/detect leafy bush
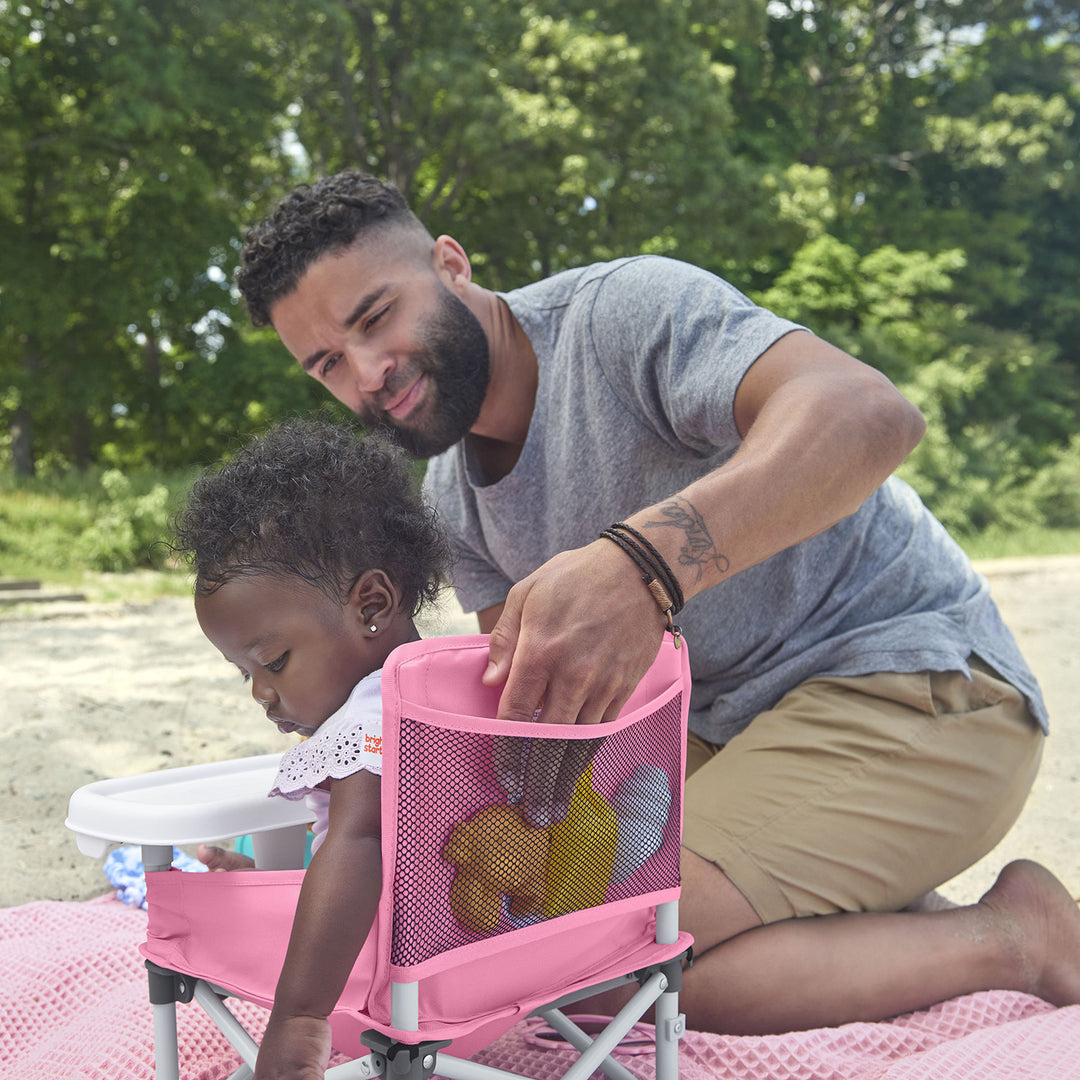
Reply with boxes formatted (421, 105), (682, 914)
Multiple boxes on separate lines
(0, 489), (94, 573)
(75, 470), (175, 572)
(0, 467), (196, 577)
(1027, 436), (1080, 529)
(897, 351), (1080, 538)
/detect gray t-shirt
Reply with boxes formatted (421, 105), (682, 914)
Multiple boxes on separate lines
(423, 256), (1047, 743)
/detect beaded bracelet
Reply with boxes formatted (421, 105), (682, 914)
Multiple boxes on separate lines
(600, 523), (684, 648)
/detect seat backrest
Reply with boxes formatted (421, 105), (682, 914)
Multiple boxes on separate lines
(378, 633), (690, 982)
(140, 633), (691, 1057)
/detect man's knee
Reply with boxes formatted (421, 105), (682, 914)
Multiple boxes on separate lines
(679, 846), (763, 953)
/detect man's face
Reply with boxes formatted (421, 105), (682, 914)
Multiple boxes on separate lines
(271, 241), (490, 458)
(362, 285), (491, 458)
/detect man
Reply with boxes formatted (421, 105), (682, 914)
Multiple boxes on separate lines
(236, 171), (1080, 1036)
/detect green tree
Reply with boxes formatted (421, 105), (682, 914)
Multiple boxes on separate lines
(909, 33), (1080, 357)
(713, 0), (1080, 532)
(718, 0), (1080, 328)
(264, 0), (772, 289)
(756, 233), (1079, 534)
(3, 0), (1077, 545)
(0, 0), (284, 475)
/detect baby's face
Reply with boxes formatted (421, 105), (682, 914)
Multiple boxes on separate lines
(195, 573), (375, 737)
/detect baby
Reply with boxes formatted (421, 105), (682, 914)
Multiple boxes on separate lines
(170, 416), (450, 1080)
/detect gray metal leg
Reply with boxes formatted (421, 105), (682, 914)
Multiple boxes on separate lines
(192, 981), (260, 1071)
(654, 897), (685, 1080)
(535, 1009), (638, 1080)
(655, 899), (679, 945)
(390, 980), (420, 1032)
(251, 823), (311, 869)
(144, 845), (181, 1080)
(142, 844), (175, 873)
(558, 970), (667, 1080)
(653, 983), (684, 1080)
(150, 1001), (180, 1080)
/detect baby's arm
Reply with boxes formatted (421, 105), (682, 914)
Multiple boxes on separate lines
(255, 769), (382, 1080)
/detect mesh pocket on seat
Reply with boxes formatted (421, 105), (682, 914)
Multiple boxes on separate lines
(389, 693), (683, 968)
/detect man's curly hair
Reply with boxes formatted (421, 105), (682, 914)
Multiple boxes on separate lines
(236, 171), (429, 328)
(171, 417), (450, 616)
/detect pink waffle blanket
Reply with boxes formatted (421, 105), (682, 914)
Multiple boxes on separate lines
(4, 896), (1078, 1080)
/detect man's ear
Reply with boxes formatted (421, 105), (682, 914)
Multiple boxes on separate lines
(432, 234), (472, 295)
(347, 569), (401, 633)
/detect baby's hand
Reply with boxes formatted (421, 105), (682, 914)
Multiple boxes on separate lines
(254, 1013), (331, 1080)
(196, 843), (256, 872)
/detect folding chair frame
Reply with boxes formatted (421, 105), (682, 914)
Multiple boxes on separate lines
(141, 884), (689, 1080)
(68, 634), (693, 1080)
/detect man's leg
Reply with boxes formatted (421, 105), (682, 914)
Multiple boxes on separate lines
(589, 658), (1080, 1031)
(683, 662), (1047, 923)
(678, 850), (1080, 1034)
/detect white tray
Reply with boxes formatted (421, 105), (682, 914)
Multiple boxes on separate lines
(66, 753), (315, 862)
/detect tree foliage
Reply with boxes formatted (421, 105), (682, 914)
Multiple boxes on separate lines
(1, 0), (1077, 536)
(0, 0), (293, 472)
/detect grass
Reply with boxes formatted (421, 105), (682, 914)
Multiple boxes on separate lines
(0, 564), (193, 604)
(957, 527), (1080, 562)
(0, 468), (196, 603)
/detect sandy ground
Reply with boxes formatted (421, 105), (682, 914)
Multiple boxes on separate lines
(2, 556), (1078, 911)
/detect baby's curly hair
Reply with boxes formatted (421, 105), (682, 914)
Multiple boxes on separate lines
(237, 171), (429, 328)
(171, 417), (450, 616)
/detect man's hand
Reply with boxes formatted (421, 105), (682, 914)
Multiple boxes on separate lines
(254, 1012), (331, 1080)
(483, 539), (666, 822)
(483, 540), (665, 725)
(493, 735), (603, 827)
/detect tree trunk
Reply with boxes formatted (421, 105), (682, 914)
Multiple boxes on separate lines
(70, 410), (93, 470)
(143, 332), (166, 466)
(11, 337), (40, 477)
(10, 406), (35, 478)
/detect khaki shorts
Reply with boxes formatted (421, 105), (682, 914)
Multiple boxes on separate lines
(683, 657), (1044, 924)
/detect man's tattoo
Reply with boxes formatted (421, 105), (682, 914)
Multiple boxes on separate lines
(645, 496), (730, 583)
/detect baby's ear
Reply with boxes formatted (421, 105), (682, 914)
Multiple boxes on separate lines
(348, 568), (401, 632)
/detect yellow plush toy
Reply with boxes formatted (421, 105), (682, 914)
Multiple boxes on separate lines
(543, 763), (618, 918)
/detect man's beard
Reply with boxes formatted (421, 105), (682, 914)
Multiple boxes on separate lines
(359, 286), (491, 459)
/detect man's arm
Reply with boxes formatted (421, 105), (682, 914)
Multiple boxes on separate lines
(482, 330), (926, 728)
